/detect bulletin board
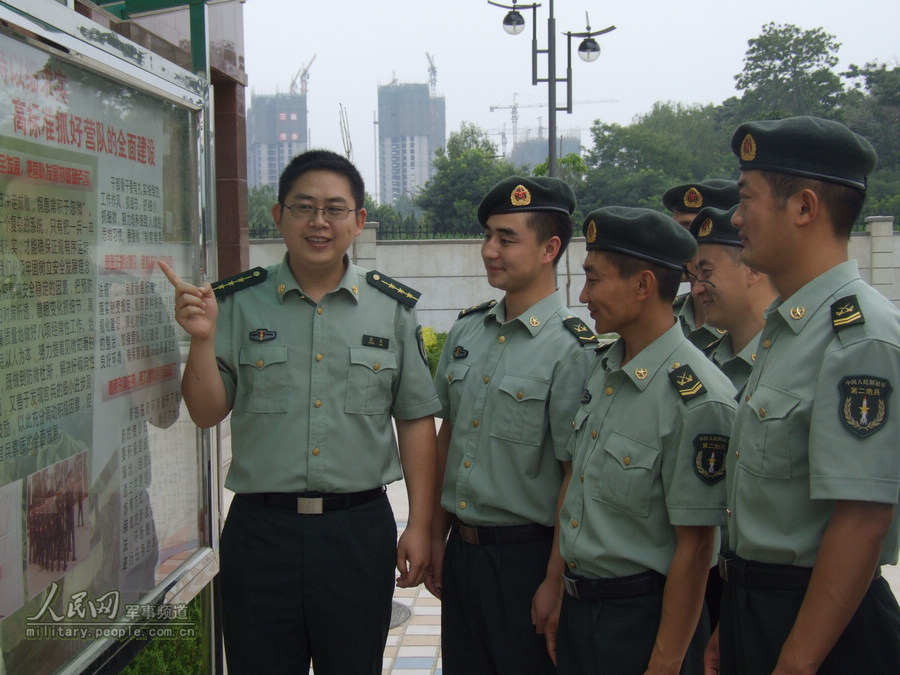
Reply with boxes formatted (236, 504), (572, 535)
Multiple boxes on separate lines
(0, 2), (217, 673)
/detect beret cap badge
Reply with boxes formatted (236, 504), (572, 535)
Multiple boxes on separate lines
(683, 187), (703, 209)
(698, 218), (714, 238)
(586, 219), (597, 244)
(510, 184), (532, 207)
(740, 133), (757, 162)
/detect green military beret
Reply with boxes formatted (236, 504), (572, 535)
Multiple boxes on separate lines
(477, 175), (576, 225)
(662, 179), (740, 213)
(731, 116), (877, 191)
(689, 205), (740, 247)
(582, 206), (697, 271)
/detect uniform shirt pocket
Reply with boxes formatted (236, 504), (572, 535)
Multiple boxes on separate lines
(238, 344), (288, 413)
(593, 431), (659, 517)
(741, 384), (802, 478)
(490, 375), (551, 447)
(345, 347), (398, 414)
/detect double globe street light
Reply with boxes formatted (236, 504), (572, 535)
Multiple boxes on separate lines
(488, 0), (615, 176)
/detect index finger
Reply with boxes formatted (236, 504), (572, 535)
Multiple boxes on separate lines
(157, 259), (185, 288)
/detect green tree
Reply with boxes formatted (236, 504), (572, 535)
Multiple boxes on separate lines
(733, 22), (845, 119)
(416, 122), (520, 234)
(248, 184), (277, 238)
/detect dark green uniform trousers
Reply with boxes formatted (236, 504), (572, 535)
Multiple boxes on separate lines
(219, 491), (396, 675)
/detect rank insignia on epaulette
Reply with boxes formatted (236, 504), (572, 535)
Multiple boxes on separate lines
(458, 300), (496, 319)
(839, 375), (891, 437)
(563, 317), (599, 345)
(366, 271), (420, 307)
(673, 293), (689, 309)
(693, 434), (728, 484)
(452, 345), (469, 359)
(249, 329), (276, 342)
(831, 295), (865, 332)
(212, 267), (267, 300)
(669, 364), (707, 401)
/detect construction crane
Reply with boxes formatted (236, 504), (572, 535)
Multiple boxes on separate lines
(290, 54), (317, 95)
(339, 103), (352, 161)
(491, 95), (617, 147)
(426, 52), (437, 96)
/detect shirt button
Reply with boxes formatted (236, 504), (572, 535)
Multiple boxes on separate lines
(726, 508), (732, 517)
(570, 519), (578, 528)
(516, 391), (524, 400)
(759, 407), (766, 418)
(568, 561), (577, 568)
(605, 387), (614, 395)
(316, 353), (323, 362)
(459, 501), (467, 509)
(580, 473), (584, 482)
(374, 363), (380, 371)
(484, 376), (490, 384)
(745, 393), (751, 401)
(317, 307), (323, 315)
(256, 359), (264, 368)
(448, 374), (454, 382)
(473, 420), (479, 427)
(314, 400), (322, 408)
(762, 338), (771, 349)
(735, 451), (740, 459)
(498, 336), (506, 344)
(591, 430), (598, 439)
(571, 421), (576, 429)
(312, 447), (320, 456)
(464, 460), (471, 468)
(623, 456), (631, 466)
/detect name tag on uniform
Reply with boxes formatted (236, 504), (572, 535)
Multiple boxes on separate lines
(363, 335), (390, 349)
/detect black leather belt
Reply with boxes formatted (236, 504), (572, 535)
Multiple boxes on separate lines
(454, 519), (553, 546)
(718, 554), (813, 591)
(562, 570), (665, 600)
(239, 487), (385, 514)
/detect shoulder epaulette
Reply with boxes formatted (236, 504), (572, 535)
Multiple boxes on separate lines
(212, 267), (267, 300)
(366, 270), (420, 307)
(673, 292), (689, 309)
(458, 299), (496, 319)
(594, 340), (615, 355)
(703, 334), (726, 357)
(668, 364), (708, 402)
(563, 316), (599, 345)
(831, 295), (865, 332)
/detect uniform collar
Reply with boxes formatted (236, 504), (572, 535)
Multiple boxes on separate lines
(712, 331), (759, 369)
(275, 253), (360, 304)
(602, 322), (685, 391)
(484, 291), (565, 337)
(767, 260), (859, 335)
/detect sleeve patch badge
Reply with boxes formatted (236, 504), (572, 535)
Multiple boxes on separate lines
(581, 389), (592, 404)
(831, 295), (865, 332)
(416, 326), (428, 366)
(669, 364), (707, 401)
(694, 434), (728, 484)
(839, 375), (891, 437)
(363, 335), (390, 349)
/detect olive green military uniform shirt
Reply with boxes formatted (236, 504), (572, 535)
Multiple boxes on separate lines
(708, 332), (760, 392)
(675, 292), (724, 351)
(728, 261), (900, 567)
(216, 254), (441, 494)
(559, 323), (736, 579)
(434, 292), (595, 527)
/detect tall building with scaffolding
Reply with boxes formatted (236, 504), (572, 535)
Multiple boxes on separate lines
(246, 92), (308, 190)
(377, 83), (445, 205)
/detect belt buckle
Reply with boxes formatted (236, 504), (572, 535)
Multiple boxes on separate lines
(562, 575), (580, 599)
(458, 523), (480, 545)
(296, 497), (323, 515)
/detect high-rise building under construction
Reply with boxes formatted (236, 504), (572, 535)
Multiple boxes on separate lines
(377, 83), (445, 205)
(247, 92), (308, 190)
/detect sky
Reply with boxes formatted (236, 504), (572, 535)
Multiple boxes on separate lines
(242, 0), (900, 200)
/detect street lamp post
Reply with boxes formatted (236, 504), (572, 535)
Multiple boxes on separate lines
(488, 0), (615, 177)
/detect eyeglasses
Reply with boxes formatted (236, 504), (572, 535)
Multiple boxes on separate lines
(683, 266), (717, 289)
(282, 204), (357, 221)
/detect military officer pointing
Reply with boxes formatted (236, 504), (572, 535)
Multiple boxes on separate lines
(711, 116), (900, 674)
